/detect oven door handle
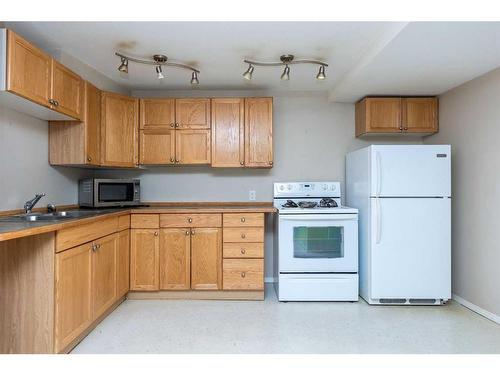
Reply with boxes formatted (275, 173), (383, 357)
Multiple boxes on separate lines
(279, 214), (358, 221)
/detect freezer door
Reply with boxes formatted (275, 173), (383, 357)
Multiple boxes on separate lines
(370, 197), (451, 299)
(370, 145), (451, 197)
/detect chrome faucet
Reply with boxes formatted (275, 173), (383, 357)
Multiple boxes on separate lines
(24, 193), (45, 214)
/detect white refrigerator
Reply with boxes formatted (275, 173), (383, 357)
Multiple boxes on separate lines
(346, 145), (451, 305)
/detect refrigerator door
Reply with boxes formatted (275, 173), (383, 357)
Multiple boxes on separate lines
(370, 145), (451, 197)
(370, 197), (451, 299)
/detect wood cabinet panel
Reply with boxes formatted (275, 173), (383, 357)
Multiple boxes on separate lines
(84, 82), (101, 164)
(56, 217), (118, 252)
(159, 228), (191, 290)
(117, 229), (130, 298)
(50, 60), (83, 120)
(130, 214), (159, 229)
(175, 130), (211, 164)
(211, 98), (244, 167)
(223, 213), (264, 227)
(244, 98), (273, 167)
(55, 242), (92, 353)
(223, 227), (264, 243)
(6, 30), (51, 107)
(191, 228), (222, 290)
(140, 98), (175, 129)
(101, 92), (138, 167)
(160, 213), (222, 228)
(139, 129), (175, 165)
(223, 242), (264, 259)
(356, 97), (402, 135)
(223, 259), (264, 290)
(91, 233), (117, 319)
(118, 214), (131, 231)
(175, 98), (210, 129)
(402, 97), (438, 133)
(130, 229), (159, 291)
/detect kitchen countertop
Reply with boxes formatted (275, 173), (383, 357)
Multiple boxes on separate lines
(0, 203), (277, 242)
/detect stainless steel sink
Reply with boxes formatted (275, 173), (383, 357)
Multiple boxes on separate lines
(0, 210), (110, 222)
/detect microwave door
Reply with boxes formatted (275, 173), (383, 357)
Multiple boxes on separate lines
(95, 181), (136, 207)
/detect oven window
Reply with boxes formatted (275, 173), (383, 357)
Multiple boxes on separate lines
(98, 183), (134, 202)
(293, 226), (344, 259)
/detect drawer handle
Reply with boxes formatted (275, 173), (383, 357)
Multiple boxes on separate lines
(154, 231), (158, 236)
(241, 272), (246, 278)
(188, 218), (193, 223)
(240, 249), (246, 255)
(185, 230), (190, 236)
(241, 233), (246, 239)
(240, 217), (246, 223)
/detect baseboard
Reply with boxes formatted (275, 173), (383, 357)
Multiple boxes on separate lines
(452, 294), (500, 325)
(127, 290), (264, 301)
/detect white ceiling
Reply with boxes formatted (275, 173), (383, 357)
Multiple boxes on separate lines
(6, 22), (500, 102)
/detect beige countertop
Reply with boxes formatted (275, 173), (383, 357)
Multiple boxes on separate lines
(0, 203), (276, 242)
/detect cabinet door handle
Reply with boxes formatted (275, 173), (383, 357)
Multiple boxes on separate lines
(240, 217), (246, 223)
(241, 272), (246, 278)
(404, 126), (408, 131)
(154, 231), (158, 236)
(240, 249), (246, 255)
(170, 123), (175, 128)
(191, 229), (195, 235)
(175, 123), (179, 128)
(188, 218), (193, 223)
(268, 161), (273, 166)
(87, 156), (92, 162)
(48, 99), (55, 105)
(241, 233), (246, 239)
(240, 161), (244, 166)
(175, 159), (180, 163)
(185, 230), (190, 236)
(170, 157), (174, 163)
(91, 243), (97, 252)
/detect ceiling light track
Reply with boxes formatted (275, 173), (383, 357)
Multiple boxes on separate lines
(115, 52), (200, 84)
(243, 54), (328, 81)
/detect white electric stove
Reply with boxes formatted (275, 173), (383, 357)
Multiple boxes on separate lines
(273, 182), (359, 301)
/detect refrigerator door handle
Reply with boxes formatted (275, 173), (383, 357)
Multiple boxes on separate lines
(376, 197), (382, 244)
(376, 151), (382, 197)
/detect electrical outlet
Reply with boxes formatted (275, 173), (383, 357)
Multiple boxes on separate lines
(249, 190), (256, 201)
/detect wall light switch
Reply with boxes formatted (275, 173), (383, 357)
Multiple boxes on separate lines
(249, 190), (256, 201)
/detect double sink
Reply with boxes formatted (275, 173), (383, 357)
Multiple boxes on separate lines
(0, 210), (114, 222)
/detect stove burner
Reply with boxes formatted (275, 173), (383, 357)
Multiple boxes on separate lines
(298, 201), (317, 208)
(319, 198), (338, 208)
(281, 200), (298, 208)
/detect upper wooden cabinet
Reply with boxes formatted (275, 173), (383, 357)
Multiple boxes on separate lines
(101, 91), (139, 167)
(5, 30), (83, 120)
(175, 98), (210, 129)
(50, 60), (84, 119)
(139, 129), (175, 165)
(211, 98), (245, 167)
(244, 98), (273, 168)
(355, 96), (438, 136)
(176, 129), (211, 164)
(140, 98), (175, 129)
(49, 81), (101, 166)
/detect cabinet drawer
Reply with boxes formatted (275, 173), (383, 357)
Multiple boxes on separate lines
(56, 217), (118, 252)
(223, 227), (264, 243)
(223, 213), (264, 227)
(223, 243), (264, 258)
(223, 259), (264, 290)
(131, 214), (159, 228)
(160, 214), (221, 228)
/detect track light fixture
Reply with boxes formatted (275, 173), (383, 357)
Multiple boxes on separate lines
(242, 54), (327, 81)
(115, 52), (200, 85)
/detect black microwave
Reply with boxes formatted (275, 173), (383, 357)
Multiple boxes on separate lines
(78, 179), (141, 208)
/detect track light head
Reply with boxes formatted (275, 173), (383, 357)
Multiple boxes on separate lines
(156, 65), (164, 80)
(118, 57), (128, 73)
(316, 65), (326, 80)
(243, 64), (254, 80)
(280, 65), (290, 81)
(191, 71), (199, 85)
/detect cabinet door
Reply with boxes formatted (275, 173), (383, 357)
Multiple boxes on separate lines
(55, 242), (92, 353)
(50, 60), (83, 120)
(244, 98), (273, 168)
(140, 98), (175, 129)
(91, 233), (118, 319)
(175, 98), (211, 129)
(117, 229), (130, 298)
(139, 129), (175, 165)
(130, 229), (159, 291)
(84, 81), (101, 165)
(176, 130), (211, 164)
(365, 98), (402, 133)
(191, 228), (222, 290)
(6, 30), (51, 107)
(211, 98), (245, 167)
(101, 92), (139, 167)
(402, 97), (438, 133)
(159, 228), (191, 290)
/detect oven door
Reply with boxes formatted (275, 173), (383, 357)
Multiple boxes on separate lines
(94, 179), (139, 207)
(278, 214), (358, 272)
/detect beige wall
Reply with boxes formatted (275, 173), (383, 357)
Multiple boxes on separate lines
(425, 67), (500, 316)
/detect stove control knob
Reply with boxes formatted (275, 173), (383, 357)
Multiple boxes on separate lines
(322, 184), (328, 191)
(287, 184), (292, 190)
(331, 184), (336, 191)
(279, 184), (284, 191)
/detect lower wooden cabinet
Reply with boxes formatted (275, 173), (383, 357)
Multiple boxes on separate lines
(91, 233), (118, 319)
(222, 259), (264, 290)
(54, 242), (93, 353)
(130, 229), (159, 291)
(159, 228), (191, 290)
(190, 228), (222, 290)
(117, 229), (130, 297)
